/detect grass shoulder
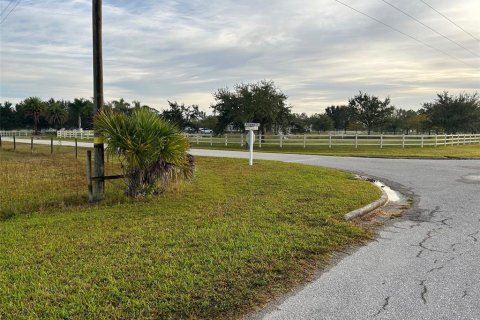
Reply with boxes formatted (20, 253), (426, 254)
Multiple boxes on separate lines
(1, 150), (380, 319)
(190, 143), (480, 159)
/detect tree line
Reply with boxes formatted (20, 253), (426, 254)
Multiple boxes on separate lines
(1, 80), (479, 134)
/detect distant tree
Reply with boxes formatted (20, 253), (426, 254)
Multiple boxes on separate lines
(290, 113), (310, 133)
(109, 98), (131, 114)
(161, 101), (205, 130)
(310, 113), (334, 132)
(0, 101), (17, 130)
(384, 108), (410, 134)
(192, 115), (218, 132)
(68, 98), (93, 129)
(325, 105), (354, 133)
(212, 80), (291, 135)
(348, 92), (394, 135)
(421, 91), (480, 134)
(15, 97), (46, 134)
(45, 99), (68, 129)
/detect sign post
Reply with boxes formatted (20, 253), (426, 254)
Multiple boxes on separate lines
(244, 123), (259, 166)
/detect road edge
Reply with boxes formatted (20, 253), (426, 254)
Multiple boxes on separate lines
(344, 179), (389, 220)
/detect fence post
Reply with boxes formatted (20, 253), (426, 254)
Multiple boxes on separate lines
(279, 133), (283, 148)
(13, 135), (16, 151)
(355, 135), (358, 149)
(225, 134), (228, 146)
(75, 138), (78, 159)
(196, 134), (199, 145)
(240, 133), (243, 147)
(421, 136), (424, 148)
(51, 137), (53, 154)
(210, 134), (213, 146)
(0, 135), (2, 147)
(31, 137), (33, 153)
(303, 134), (306, 148)
(402, 135), (405, 148)
(259, 133), (262, 148)
(444, 134), (447, 146)
(87, 150), (93, 202)
(463, 134), (466, 145)
(435, 135), (437, 147)
(329, 134), (332, 149)
(380, 134), (383, 149)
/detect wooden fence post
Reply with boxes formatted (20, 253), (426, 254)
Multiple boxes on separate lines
(13, 135), (16, 151)
(355, 135), (358, 149)
(303, 134), (306, 148)
(444, 134), (447, 146)
(31, 137), (33, 153)
(259, 133), (262, 148)
(279, 133), (283, 148)
(87, 150), (93, 202)
(225, 134), (228, 146)
(210, 134), (213, 146)
(380, 134), (383, 149)
(421, 136), (424, 148)
(240, 133), (243, 147)
(329, 135), (332, 149)
(402, 135), (405, 148)
(196, 134), (199, 145)
(75, 138), (78, 159)
(51, 137), (53, 154)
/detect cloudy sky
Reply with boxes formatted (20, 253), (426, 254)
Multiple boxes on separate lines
(0, 0), (479, 114)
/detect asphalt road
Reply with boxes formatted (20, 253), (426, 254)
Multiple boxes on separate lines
(190, 149), (480, 320)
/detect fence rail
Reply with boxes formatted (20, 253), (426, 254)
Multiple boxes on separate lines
(0, 130), (34, 137)
(57, 130), (94, 139)
(186, 133), (480, 148)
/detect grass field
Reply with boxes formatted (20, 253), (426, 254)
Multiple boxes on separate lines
(190, 143), (480, 159)
(3, 136), (479, 159)
(0, 146), (380, 319)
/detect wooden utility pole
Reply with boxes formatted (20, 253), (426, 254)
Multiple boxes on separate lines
(92, 0), (104, 202)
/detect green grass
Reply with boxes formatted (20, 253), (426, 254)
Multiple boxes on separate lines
(0, 148), (380, 319)
(4, 135), (480, 158)
(190, 143), (480, 159)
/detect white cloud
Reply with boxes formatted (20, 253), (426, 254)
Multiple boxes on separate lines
(1, 0), (479, 113)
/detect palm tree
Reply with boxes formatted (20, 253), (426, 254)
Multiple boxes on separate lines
(16, 97), (45, 134)
(69, 98), (93, 129)
(45, 99), (68, 129)
(95, 108), (195, 197)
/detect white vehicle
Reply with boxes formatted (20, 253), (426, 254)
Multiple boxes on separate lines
(199, 128), (213, 134)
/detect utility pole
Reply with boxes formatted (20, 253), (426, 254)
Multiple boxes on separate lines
(92, 0), (104, 202)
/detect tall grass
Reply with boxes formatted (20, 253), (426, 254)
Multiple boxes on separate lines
(0, 144), (126, 219)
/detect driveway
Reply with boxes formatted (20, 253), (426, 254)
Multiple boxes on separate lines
(190, 149), (480, 320)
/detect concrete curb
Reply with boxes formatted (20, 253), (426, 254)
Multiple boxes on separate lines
(344, 181), (389, 220)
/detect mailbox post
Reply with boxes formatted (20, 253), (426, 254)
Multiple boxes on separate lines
(244, 123), (260, 166)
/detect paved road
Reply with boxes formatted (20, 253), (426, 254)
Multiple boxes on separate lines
(190, 149), (480, 320)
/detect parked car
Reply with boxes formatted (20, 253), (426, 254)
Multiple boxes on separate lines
(199, 128), (213, 134)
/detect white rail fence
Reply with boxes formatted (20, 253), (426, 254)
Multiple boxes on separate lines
(186, 133), (480, 148)
(2, 130), (479, 149)
(57, 130), (94, 139)
(0, 130), (34, 137)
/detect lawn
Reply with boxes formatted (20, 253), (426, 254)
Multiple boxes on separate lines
(0, 147), (380, 319)
(190, 143), (480, 159)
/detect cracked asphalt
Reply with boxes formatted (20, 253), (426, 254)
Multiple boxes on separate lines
(190, 149), (480, 320)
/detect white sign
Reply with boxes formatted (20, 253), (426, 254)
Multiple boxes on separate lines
(244, 123), (260, 130)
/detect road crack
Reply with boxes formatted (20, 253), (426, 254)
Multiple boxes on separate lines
(373, 296), (391, 316)
(420, 280), (428, 304)
(467, 231), (478, 242)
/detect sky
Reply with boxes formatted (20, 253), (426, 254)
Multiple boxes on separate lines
(0, 0), (479, 114)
